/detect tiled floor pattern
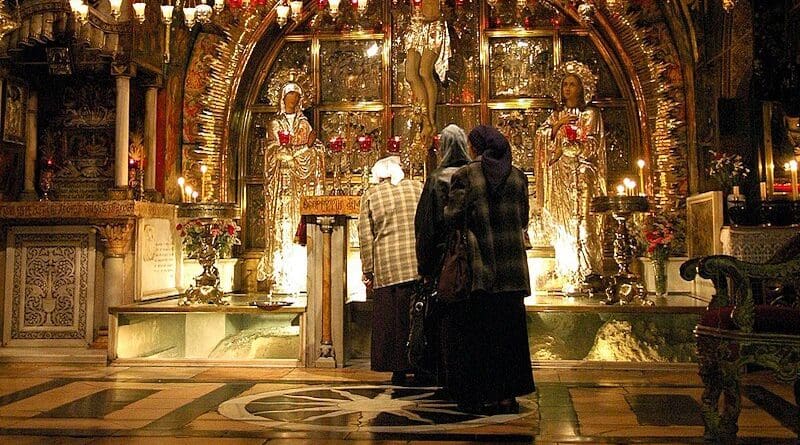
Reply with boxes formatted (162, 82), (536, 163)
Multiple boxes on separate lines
(0, 364), (795, 444)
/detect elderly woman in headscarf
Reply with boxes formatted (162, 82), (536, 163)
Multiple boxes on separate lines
(442, 125), (535, 415)
(413, 124), (471, 385)
(358, 155), (423, 386)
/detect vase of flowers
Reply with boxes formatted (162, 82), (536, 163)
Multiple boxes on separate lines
(641, 214), (676, 297)
(176, 218), (241, 305)
(709, 149), (750, 193)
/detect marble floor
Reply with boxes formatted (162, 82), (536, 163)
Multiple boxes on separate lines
(0, 363), (795, 444)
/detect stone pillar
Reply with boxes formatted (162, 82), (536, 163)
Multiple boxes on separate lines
(110, 75), (132, 200)
(21, 91), (38, 201)
(316, 215), (336, 367)
(97, 223), (134, 318)
(144, 86), (157, 192)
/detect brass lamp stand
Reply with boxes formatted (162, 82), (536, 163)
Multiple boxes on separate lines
(590, 195), (652, 305)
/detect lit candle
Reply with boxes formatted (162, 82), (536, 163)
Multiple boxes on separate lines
(177, 177), (186, 203)
(790, 160), (798, 201)
(185, 185), (193, 204)
(760, 181), (767, 201)
(637, 159), (645, 196)
(200, 164), (208, 202)
(616, 184), (625, 196)
(622, 177), (633, 196)
(626, 179), (636, 197)
(191, 190), (199, 203)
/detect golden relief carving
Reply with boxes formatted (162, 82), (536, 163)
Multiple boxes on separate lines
(301, 196), (361, 216)
(0, 201), (177, 221)
(96, 222), (134, 257)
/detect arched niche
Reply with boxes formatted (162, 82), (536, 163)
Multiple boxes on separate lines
(179, 0), (691, 254)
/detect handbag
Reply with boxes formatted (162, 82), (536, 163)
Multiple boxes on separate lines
(436, 228), (471, 302)
(407, 280), (435, 372)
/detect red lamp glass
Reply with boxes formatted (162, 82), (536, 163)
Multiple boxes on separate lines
(357, 135), (373, 152)
(278, 130), (291, 146)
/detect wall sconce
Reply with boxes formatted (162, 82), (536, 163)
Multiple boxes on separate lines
(132, 1), (147, 23)
(328, 0), (340, 17)
(356, 0), (367, 14)
(183, 4), (197, 28)
(69, 0), (89, 24)
(196, 0), (213, 24)
(109, 0), (123, 20)
(161, 3), (174, 63)
(289, 0), (302, 20)
(276, 2), (290, 27)
(213, 0), (225, 13)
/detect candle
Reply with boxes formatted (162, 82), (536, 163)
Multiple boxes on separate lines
(200, 164), (208, 202)
(357, 135), (373, 152)
(760, 181), (767, 201)
(191, 191), (199, 203)
(185, 185), (193, 204)
(278, 130), (291, 146)
(637, 159), (645, 196)
(790, 160), (798, 201)
(177, 177), (186, 203)
(626, 180), (636, 197)
(387, 136), (401, 154)
(616, 184), (625, 196)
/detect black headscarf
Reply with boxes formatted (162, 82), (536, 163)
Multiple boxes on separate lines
(468, 125), (512, 194)
(438, 124), (470, 169)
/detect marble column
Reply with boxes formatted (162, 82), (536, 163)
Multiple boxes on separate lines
(110, 75), (131, 200)
(97, 223), (134, 320)
(144, 86), (157, 192)
(21, 91), (38, 201)
(316, 216), (336, 367)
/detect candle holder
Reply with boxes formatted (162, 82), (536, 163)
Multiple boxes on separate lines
(328, 137), (345, 195)
(590, 195), (652, 305)
(357, 135), (373, 195)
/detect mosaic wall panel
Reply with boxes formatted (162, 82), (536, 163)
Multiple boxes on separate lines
(320, 40), (383, 103)
(488, 0), (569, 29)
(433, 105), (481, 137)
(561, 35), (621, 99)
(246, 112), (271, 177)
(245, 184), (266, 249)
(602, 107), (633, 183)
(391, 0), (481, 104)
(491, 108), (551, 173)
(258, 41), (312, 106)
(3, 226), (95, 345)
(489, 38), (552, 99)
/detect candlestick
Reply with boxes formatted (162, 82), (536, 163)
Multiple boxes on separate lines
(177, 177), (186, 203)
(790, 160), (798, 201)
(636, 159), (645, 196)
(760, 181), (767, 201)
(200, 164), (208, 202)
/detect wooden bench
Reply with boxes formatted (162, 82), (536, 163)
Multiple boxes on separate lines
(680, 234), (800, 442)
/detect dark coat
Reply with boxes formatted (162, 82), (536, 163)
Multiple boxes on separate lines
(415, 126), (471, 279)
(445, 160), (531, 295)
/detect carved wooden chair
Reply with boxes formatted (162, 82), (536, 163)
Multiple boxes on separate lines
(680, 234), (800, 443)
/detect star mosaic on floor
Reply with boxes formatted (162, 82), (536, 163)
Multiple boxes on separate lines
(218, 385), (538, 432)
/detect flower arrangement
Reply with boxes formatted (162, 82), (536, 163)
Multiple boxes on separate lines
(176, 218), (241, 259)
(636, 213), (684, 262)
(708, 150), (750, 191)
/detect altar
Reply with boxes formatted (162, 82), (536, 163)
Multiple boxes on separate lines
(0, 0), (712, 368)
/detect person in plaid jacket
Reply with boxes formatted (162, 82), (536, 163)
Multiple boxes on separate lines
(358, 155), (423, 385)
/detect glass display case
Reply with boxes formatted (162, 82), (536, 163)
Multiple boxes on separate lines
(110, 296), (306, 365)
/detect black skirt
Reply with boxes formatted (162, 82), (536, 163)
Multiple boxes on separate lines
(370, 280), (415, 372)
(440, 292), (535, 404)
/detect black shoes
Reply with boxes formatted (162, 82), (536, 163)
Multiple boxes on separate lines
(457, 398), (520, 416)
